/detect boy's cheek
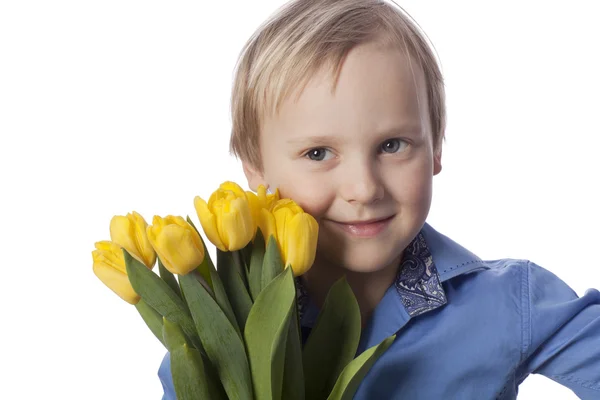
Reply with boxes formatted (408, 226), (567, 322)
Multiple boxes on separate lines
(276, 180), (332, 219)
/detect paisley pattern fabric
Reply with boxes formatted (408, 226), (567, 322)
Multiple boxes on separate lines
(297, 230), (447, 322)
(396, 232), (447, 317)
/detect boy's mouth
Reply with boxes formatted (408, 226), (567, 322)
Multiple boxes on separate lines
(327, 215), (395, 238)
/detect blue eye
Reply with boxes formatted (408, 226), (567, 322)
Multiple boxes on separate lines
(381, 139), (407, 154)
(305, 148), (333, 161)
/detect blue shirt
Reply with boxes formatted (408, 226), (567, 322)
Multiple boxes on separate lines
(158, 223), (600, 399)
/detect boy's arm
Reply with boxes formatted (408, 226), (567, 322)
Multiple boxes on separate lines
(519, 261), (600, 398)
(158, 352), (176, 400)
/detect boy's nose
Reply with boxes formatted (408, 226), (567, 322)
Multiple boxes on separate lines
(338, 160), (384, 206)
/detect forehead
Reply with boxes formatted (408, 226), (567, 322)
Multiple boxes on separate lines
(262, 41), (430, 144)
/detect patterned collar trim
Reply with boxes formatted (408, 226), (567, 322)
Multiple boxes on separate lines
(296, 231), (447, 323)
(396, 232), (447, 317)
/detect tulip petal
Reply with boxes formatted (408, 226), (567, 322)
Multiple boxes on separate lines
(109, 215), (135, 254)
(146, 216), (205, 276)
(195, 196), (227, 251)
(93, 241), (127, 274)
(221, 197), (254, 251)
(258, 208), (277, 248)
(272, 198), (304, 214)
(257, 184), (280, 210)
(132, 211), (156, 268)
(110, 213), (156, 269)
(274, 207), (295, 262)
(152, 215), (167, 229)
(220, 181), (246, 197)
(156, 224), (205, 275)
(93, 260), (139, 304)
(285, 213), (318, 276)
(245, 190), (260, 226)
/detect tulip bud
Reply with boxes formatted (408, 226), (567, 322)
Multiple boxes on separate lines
(194, 181), (255, 252)
(271, 199), (319, 276)
(92, 241), (140, 304)
(246, 184), (280, 220)
(247, 185), (280, 241)
(146, 215), (205, 275)
(110, 211), (156, 269)
(257, 208), (277, 244)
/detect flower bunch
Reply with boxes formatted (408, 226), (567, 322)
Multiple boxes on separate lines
(92, 181), (395, 400)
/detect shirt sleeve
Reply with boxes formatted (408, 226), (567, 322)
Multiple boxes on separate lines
(519, 261), (600, 399)
(158, 352), (177, 400)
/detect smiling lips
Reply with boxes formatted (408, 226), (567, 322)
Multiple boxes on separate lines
(330, 215), (395, 237)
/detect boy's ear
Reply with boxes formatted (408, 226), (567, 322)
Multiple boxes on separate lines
(242, 161), (266, 191)
(433, 147), (442, 175)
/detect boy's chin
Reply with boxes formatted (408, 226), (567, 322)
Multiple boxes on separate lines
(341, 259), (400, 275)
(322, 249), (404, 276)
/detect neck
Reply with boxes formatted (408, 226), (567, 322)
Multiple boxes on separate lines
(300, 254), (401, 324)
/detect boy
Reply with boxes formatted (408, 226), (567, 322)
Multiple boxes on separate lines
(159, 0), (600, 398)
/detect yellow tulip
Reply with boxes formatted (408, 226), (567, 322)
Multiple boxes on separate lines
(194, 181), (255, 251)
(92, 241), (141, 304)
(110, 211), (156, 269)
(264, 199), (319, 276)
(246, 185), (280, 239)
(257, 208), (277, 244)
(146, 215), (205, 275)
(246, 185), (280, 217)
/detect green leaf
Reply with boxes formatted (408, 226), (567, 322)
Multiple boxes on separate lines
(158, 258), (182, 298)
(303, 277), (361, 400)
(262, 235), (283, 292)
(207, 264), (243, 338)
(232, 248), (250, 287)
(162, 317), (188, 351)
(124, 249), (203, 351)
(248, 228), (266, 301)
(163, 318), (228, 400)
(241, 239), (253, 269)
(134, 299), (164, 347)
(170, 344), (214, 400)
(244, 267), (296, 400)
(281, 302), (305, 400)
(217, 250), (253, 331)
(326, 335), (396, 400)
(186, 216), (243, 337)
(186, 215), (214, 288)
(179, 272), (254, 400)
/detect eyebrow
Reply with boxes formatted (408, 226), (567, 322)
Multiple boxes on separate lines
(286, 125), (423, 146)
(286, 135), (342, 146)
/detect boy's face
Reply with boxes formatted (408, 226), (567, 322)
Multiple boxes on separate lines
(244, 41), (441, 275)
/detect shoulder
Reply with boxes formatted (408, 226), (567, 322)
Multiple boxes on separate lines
(443, 258), (530, 306)
(421, 223), (571, 287)
(421, 223), (568, 299)
(422, 222), (531, 283)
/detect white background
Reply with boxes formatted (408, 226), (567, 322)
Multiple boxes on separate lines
(1, 1), (599, 399)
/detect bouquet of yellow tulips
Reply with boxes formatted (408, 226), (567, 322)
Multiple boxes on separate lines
(92, 181), (395, 400)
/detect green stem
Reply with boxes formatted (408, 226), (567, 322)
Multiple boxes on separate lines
(135, 299), (165, 347)
(158, 258), (183, 299)
(232, 250), (249, 290)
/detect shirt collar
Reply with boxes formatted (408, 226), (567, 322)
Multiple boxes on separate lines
(296, 222), (484, 339)
(420, 222), (484, 282)
(394, 229), (446, 317)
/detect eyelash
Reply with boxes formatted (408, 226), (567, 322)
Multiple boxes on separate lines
(303, 138), (409, 161)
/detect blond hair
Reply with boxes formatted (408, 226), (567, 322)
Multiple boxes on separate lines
(230, 0), (445, 171)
